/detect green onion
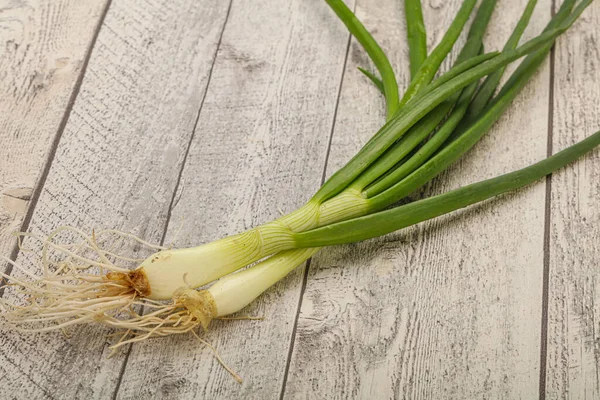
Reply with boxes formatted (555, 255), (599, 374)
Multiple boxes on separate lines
(2, 0), (597, 363)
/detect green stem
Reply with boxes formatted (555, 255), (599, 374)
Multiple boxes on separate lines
(448, 0), (575, 145)
(295, 130), (600, 247)
(419, 51), (500, 96)
(349, 101), (450, 190)
(351, 0), (497, 193)
(404, 0), (428, 78)
(367, 33), (556, 209)
(364, 0), (542, 197)
(326, 0), (399, 118)
(488, 0), (575, 109)
(458, 0), (497, 57)
(365, 80), (479, 197)
(357, 67), (385, 94)
(466, 0), (550, 120)
(397, 0), (478, 108)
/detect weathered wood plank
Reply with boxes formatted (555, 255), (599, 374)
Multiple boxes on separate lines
(114, 0), (354, 398)
(546, 0), (600, 397)
(0, 0), (231, 397)
(0, 0), (108, 260)
(284, 0), (553, 398)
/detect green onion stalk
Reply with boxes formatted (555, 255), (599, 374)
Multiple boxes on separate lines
(2, 0), (597, 353)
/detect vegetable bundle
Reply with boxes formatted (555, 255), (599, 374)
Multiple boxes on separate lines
(1, 0), (598, 378)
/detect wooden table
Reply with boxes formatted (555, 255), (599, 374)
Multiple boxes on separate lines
(1, 0), (599, 398)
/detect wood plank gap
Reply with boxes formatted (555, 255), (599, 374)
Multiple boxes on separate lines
(539, 1), (557, 398)
(109, 2), (234, 399)
(158, 0), (234, 247)
(278, 5), (355, 397)
(278, 258), (313, 400)
(0, 0), (113, 292)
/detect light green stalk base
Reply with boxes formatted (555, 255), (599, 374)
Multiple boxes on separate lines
(140, 224), (295, 300)
(139, 189), (368, 300)
(209, 248), (318, 316)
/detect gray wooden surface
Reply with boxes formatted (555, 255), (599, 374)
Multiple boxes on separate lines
(0, 0), (598, 398)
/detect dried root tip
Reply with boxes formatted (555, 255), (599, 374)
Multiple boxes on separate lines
(173, 288), (217, 330)
(105, 269), (151, 297)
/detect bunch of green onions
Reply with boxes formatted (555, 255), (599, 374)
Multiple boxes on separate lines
(1, 0), (599, 352)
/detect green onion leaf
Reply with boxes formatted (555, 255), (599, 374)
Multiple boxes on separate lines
(398, 0), (478, 107)
(404, 0), (428, 78)
(326, 0), (399, 118)
(357, 67), (385, 94)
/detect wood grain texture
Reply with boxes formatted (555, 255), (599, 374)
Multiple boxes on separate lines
(114, 1), (355, 398)
(284, 0), (554, 398)
(0, 0), (108, 260)
(546, 0), (600, 398)
(0, 0), (231, 397)
(3, 0), (599, 398)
